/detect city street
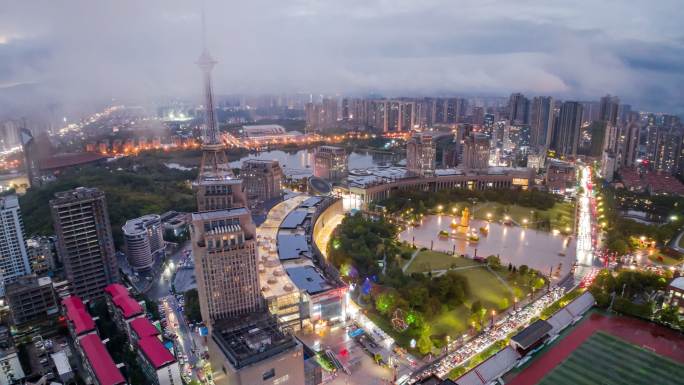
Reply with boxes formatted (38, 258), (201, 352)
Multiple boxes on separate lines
(160, 294), (204, 382)
(147, 241), (192, 300)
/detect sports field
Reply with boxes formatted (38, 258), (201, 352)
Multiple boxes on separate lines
(538, 331), (684, 385)
(508, 312), (684, 385)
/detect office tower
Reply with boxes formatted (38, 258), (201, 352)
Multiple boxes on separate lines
(529, 96), (554, 149)
(0, 195), (31, 296)
(406, 132), (436, 176)
(508, 93), (529, 125)
(654, 128), (681, 174)
(191, 208), (260, 327)
(472, 107), (485, 126)
(50, 187), (119, 300)
(194, 24), (246, 212)
(599, 94), (620, 126)
(240, 159), (283, 205)
(313, 146), (348, 183)
(580, 101), (600, 124)
(552, 102), (583, 158)
(122, 214), (164, 271)
(462, 133), (490, 170)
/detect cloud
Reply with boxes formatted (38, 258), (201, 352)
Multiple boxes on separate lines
(0, 0), (682, 118)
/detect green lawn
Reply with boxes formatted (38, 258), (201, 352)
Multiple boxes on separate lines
(403, 250), (530, 338)
(538, 332), (684, 385)
(405, 250), (480, 273)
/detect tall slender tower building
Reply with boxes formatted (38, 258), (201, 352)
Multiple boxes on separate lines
(193, 12), (245, 211)
(552, 101), (583, 159)
(0, 195), (31, 296)
(50, 187), (119, 300)
(529, 96), (554, 149)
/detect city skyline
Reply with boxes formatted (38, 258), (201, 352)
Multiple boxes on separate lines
(1, 0), (683, 120)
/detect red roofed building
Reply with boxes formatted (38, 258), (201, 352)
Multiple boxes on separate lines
(62, 296), (96, 337)
(104, 284), (144, 340)
(79, 334), (126, 385)
(138, 336), (182, 385)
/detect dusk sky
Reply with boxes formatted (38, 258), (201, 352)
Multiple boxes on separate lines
(1, 0), (683, 115)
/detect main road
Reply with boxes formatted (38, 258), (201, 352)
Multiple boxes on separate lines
(575, 165), (598, 273)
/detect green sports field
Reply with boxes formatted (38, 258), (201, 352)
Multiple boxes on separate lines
(538, 332), (684, 385)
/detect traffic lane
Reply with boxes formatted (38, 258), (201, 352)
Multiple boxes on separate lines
(148, 242), (191, 300)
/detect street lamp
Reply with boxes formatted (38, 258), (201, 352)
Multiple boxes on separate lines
(523, 218), (528, 225)
(437, 205), (444, 212)
(491, 310), (496, 327)
(487, 212), (492, 221)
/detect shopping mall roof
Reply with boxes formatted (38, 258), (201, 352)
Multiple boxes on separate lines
(276, 233), (310, 261)
(286, 265), (333, 295)
(80, 334), (126, 385)
(280, 210), (309, 229)
(139, 336), (176, 369)
(62, 296), (95, 335)
(299, 196), (323, 208)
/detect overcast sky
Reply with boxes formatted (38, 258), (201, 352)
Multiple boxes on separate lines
(1, 0), (683, 116)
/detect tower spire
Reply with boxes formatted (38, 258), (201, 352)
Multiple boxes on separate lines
(193, 4), (243, 211)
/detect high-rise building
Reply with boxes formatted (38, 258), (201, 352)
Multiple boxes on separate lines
(5, 275), (58, 325)
(552, 102), (583, 158)
(0, 195), (31, 296)
(240, 159), (283, 205)
(472, 106), (485, 126)
(462, 133), (490, 170)
(529, 96), (554, 149)
(654, 128), (681, 174)
(122, 214), (164, 271)
(619, 122), (640, 168)
(50, 187), (119, 300)
(191, 208), (261, 328)
(313, 146), (348, 183)
(508, 93), (529, 125)
(599, 94), (620, 126)
(406, 132), (436, 176)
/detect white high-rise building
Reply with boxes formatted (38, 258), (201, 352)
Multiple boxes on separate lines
(0, 195), (31, 296)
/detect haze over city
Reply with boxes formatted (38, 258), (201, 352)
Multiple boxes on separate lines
(0, 2), (683, 385)
(1, 0), (684, 118)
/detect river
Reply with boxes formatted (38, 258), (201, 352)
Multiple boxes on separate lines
(228, 148), (399, 178)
